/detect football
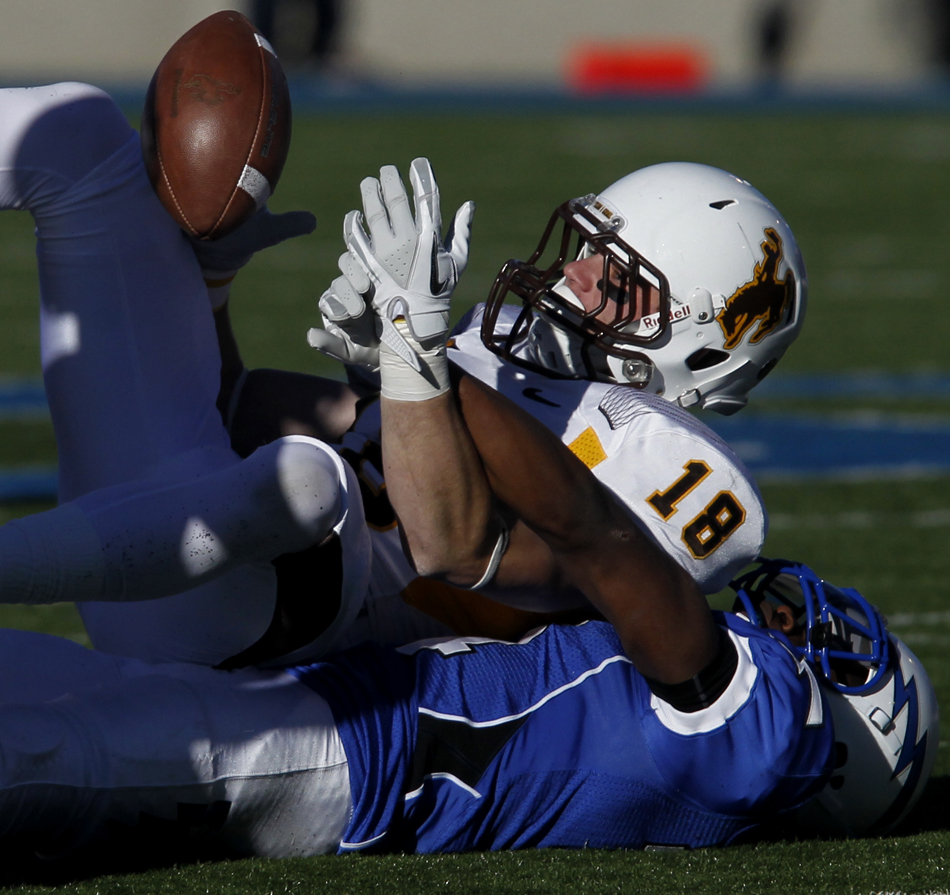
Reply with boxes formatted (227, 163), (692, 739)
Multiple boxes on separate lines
(140, 10), (291, 240)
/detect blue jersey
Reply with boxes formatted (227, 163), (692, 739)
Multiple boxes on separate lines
(292, 615), (832, 853)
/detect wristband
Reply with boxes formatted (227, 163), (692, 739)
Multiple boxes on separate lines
(469, 519), (510, 590)
(379, 319), (450, 402)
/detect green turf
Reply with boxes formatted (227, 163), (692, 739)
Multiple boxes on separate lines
(1, 836), (949, 895)
(1, 109), (950, 892)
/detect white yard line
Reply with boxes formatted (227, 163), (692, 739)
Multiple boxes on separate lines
(769, 509), (950, 530)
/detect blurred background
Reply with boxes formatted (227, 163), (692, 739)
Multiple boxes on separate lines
(2, 0), (950, 91)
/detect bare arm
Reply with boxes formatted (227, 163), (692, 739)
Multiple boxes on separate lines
(327, 158), (718, 679)
(380, 389), (498, 583)
(382, 367), (718, 681)
(454, 374), (720, 684)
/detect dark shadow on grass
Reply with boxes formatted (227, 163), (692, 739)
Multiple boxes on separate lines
(0, 827), (234, 888)
(891, 774), (950, 835)
(741, 774), (950, 846)
(2, 779), (947, 886)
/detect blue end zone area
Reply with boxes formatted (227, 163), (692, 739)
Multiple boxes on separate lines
(0, 467), (58, 502)
(705, 413), (950, 481)
(0, 379), (49, 418)
(756, 373), (950, 400)
(714, 373), (950, 480)
(0, 374), (948, 499)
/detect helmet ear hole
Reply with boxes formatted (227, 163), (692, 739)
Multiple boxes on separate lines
(834, 742), (848, 768)
(686, 348), (730, 371)
(757, 357), (780, 382)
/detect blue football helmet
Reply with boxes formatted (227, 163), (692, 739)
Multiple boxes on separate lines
(731, 558), (939, 836)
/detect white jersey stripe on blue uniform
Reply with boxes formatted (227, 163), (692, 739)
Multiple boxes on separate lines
(417, 651), (632, 727)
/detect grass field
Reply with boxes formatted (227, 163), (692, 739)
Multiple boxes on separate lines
(0, 106), (949, 892)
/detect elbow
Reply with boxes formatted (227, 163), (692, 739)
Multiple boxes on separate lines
(409, 546), (456, 581)
(408, 529), (502, 590)
(411, 549), (490, 589)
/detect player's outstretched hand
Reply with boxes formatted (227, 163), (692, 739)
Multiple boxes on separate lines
(190, 205), (317, 280)
(344, 158), (474, 372)
(307, 251), (381, 371)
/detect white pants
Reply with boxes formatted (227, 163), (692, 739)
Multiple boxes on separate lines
(0, 83), (369, 665)
(0, 629), (350, 857)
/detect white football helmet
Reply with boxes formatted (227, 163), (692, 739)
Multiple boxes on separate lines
(732, 559), (939, 836)
(481, 162), (806, 414)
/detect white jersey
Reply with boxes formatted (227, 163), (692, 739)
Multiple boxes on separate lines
(333, 305), (766, 646)
(451, 306), (767, 595)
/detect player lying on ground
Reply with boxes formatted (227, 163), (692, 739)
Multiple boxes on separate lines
(0, 404), (933, 853)
(0, 334), (934, 853)
(0, 81), (801, 668)
(0, 87), (934, 847)
(317, 159), (939, 843)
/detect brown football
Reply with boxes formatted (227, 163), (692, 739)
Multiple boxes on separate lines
(140, 10), (291, 239)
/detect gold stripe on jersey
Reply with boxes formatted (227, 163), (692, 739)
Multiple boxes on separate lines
(568, 427), (608, 469)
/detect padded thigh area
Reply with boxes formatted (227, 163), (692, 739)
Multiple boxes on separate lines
(0, 84), (133, 210)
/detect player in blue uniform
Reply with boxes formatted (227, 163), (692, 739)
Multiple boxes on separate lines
(0, 80), (789, 666)
(0, 431), (932, 854)
(297, 610), (831, 853)
(0, 141), (936, 846)
(0, 82), (373, 667)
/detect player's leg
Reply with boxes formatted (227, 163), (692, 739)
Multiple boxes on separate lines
(0, 436), (370, 665)
(0, 86), (372, 667)
(0, 635), (350, 857)
(78, 435), (372, 667)
(0, 628), (126, 705)
(0, 83), (228, 501)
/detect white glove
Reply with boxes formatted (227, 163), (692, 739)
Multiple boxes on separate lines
(344, 158), (474, 398)
(307, 252), (381, 371)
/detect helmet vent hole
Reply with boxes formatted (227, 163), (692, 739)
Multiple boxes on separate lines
(830, 775), (845, 791)
(834, 742), (848, 769)
(686, 348), (730, 371)
(709, 199), (737, 210)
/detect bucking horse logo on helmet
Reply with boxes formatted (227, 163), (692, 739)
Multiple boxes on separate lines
(716, 228), (795, 350)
